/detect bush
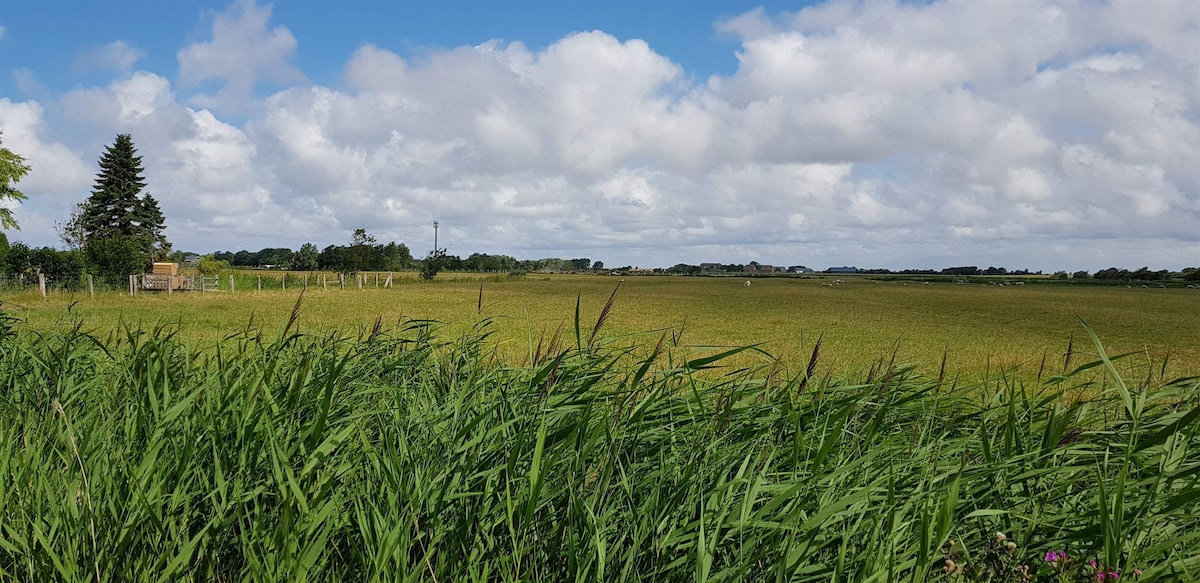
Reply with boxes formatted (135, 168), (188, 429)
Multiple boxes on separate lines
(85, 237), (146, 286)
(196, 254), (229, 275)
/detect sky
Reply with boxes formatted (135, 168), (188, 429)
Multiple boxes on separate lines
(1, 0), (1197, 272)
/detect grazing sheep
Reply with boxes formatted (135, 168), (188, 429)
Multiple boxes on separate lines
(744, 280), (751, 287)
(1187, 285), (1195, 289)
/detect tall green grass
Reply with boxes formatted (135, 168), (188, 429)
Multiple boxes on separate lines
(0, 293), (1197, 582)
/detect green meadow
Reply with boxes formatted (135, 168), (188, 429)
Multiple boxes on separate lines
(4, 273), (1198, 382)
(1, 274), (1198, 581)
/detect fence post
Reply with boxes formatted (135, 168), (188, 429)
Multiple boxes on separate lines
(129, 275), (135, 297)
(303, 274), (308, 289)
(88, 274), (94, 299)
(258, 275), (262, 291)
(340, 274), (344, 289)
(282, 274), (286, 291)
(375, 273), (379, 288)
(229, 274), (235, 293)
(168, 275), (173, 297)
(39, 273), (46, 298)
(386, 272), (392, 288)
(323, 275), (327, 291)
(358, 275), (363, 290)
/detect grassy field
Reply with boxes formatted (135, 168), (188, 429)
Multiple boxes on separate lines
(3, 273), (1198, 382)
(1, 298), (1197, 581)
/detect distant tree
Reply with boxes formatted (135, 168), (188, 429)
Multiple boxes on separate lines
(570, 258), (591, 271)
(592, 260), (604, 270)
(1184, 268), (1200, 282)
(318, 245), (345, 272)
(380, 242), (413, 271)
(196, 255), (229, 275)
(78, 134), (171, 279)
(666, 263), (700, 275)
(344, 229), (377, 275)
(941, 266), (981, 276)
(55, 203), (88, 251)
(292, 243), (319, 271)
(1051, 271), (1068, 280)
(419, 249), (446, 280)
(1071, 271), (1090, 279)
(0, 131), (32, 231)
(233, 250), (255, 266)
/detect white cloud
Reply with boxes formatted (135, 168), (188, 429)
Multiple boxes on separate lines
(79, 41), (145, 73)
(0, 100), (93, 196)
(5, 0), (1198, 271)
(177, 0), (304, 113)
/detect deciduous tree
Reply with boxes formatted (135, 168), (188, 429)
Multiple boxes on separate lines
(0, 131), (31, 230)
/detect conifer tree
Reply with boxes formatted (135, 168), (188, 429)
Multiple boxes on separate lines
(78, 134), (171, 279)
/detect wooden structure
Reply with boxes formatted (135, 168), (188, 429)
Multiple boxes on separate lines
(139, 263), (200, 292)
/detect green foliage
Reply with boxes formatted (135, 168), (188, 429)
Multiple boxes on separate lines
(2, 241), (31, 276)
(84, 237), (146, 286)
(1071, 270), (1091, 279)
(343, 228), (377, 275)
(0, 307), (1196, 581)
(195, 254), (229, 275)
(292, 242), (319, 271)
(78, 134), (171, 278)
(0, 131), (31, 230)
(419, 248), (445, 280)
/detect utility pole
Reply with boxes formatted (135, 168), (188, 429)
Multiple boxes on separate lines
(433, 220), (439, 252)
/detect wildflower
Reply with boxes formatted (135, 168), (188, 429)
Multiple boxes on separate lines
(1045, 550), (1066, 563)
(943, 559), (956, 574)
(1006, 541), (1017, 554)
(996, 532), (1007, 542)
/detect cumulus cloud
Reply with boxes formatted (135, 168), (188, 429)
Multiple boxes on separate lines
(3, 0), (1198, 271)
(79, 41), (145, 73)
(177, 0), (304, 113)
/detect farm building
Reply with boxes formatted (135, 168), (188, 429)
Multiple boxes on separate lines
(827, 266), (859, 274)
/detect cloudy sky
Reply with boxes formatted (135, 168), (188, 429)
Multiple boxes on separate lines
(1, 0), (1197, 271)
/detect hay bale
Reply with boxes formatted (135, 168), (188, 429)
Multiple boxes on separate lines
(151, 262), (178, 276)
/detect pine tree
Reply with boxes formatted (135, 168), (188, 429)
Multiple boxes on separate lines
(79, 134), (171, 278)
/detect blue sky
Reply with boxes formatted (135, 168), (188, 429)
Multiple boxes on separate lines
(1, 0), (1197, 270)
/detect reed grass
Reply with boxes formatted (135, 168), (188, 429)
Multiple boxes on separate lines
(0, 293), (1197, 582)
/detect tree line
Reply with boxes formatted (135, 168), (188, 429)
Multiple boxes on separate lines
(1, 132), (1196, 288)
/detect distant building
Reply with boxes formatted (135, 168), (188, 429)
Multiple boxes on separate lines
(789, 266), (814, 273)
(827, 266), (859, 274)
(699, 263), (722, 271)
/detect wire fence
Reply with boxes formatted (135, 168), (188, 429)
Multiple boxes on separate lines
(0, 271), (422, 298)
